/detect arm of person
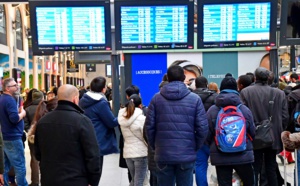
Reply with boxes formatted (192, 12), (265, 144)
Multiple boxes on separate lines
(97, 101), (118, 128)
(241, 105), (256, 140)
(195, 98), (209, 150)
(281, 92), (290, 129)
(80, 117), (101, 186)
(23, 109), (30, 132)
(34, 123), (41, 161)
(0, 131), (4, 184)
(206, 106), (218, 145)
(239, 90), (248, 106)
(145, 98), (156, 150)
(6, 99), (25, 124)
(18, 109), (26, 122)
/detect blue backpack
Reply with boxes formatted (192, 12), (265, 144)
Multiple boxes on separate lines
(215, 104), (248, 153)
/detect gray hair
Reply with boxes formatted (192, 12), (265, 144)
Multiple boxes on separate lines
(3, 78), (15, 90)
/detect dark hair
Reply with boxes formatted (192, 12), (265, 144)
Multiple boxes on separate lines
(28, 98), (58, 136)
(225, 73), (233, 77)
(162, 73), (168, 81)
(255, 67), (269, 82)
(23, 88), (38, 109)
(238, 75), (252, 88)
(124, 94), (142, 119)
(290, 73), (299, 80)
(90, 76), (106, 93)
(51, 86), (58, 96)
(125, 85), (140, 97)
(33, 98), (58, 123)
(246, 72), (255, 83)
(195, 76), (208, 88)
(167, 65), (185, 82)
(268, 71), (275, 85)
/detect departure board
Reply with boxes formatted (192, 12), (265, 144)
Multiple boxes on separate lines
(37, 7), (105, 45)
(198, 1), (277, 48)
(114, 0), (194, 50)
(36, 7), (107, 50)
(29, 0), (111, 54)
(121, 6), (187, 44)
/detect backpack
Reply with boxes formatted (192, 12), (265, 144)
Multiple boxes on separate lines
(286, 89), (300, 133)
(215, 104), (248, 153)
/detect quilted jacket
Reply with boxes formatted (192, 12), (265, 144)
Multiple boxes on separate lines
(118, 108), (147, 158)
(145, 81), (208, 163)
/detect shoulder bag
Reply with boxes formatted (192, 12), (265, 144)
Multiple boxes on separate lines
(252, 89), (274, 150)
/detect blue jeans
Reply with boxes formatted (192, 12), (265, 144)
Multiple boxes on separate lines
(126, 157), (148, 186)
(3, 139), (28, 186)
(156, 162), (194, 186)
(195, 144), (210, 186)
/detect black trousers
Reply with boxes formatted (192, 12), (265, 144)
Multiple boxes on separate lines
(253, 148), (278, 186)
(215, 163), (254, 186)
(99, 156), (103, 180)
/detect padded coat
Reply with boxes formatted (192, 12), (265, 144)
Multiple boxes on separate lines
(118, 108), (147, 158)
(206, 90), (256, 166)
(145, 81), (208, 164)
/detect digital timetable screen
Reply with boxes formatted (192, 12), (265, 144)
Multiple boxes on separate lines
(114, 0), (194, 50)
(36, 7), (106, 46)
(29, 0), (111, 55)
(197, 0), (277, 48)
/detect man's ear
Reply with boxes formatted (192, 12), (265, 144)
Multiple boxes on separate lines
(181, 75), (186, 82)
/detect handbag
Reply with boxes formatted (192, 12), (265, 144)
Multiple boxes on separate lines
(252, 89), (274, 150)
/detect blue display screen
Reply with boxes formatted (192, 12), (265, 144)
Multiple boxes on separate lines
(36, 7), (106, 48)
(202, 2), (272, 48)
(120, 5), (188, 47)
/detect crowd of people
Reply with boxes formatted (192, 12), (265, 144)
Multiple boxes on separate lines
(0, 61), (300, 186)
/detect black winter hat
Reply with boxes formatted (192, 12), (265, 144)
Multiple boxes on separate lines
(220, 76), (238, 91)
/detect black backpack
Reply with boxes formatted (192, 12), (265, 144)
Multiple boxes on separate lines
(286, 89), (300, 132)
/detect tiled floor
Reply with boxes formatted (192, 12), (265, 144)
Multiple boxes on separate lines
(24, 143), (296, 186)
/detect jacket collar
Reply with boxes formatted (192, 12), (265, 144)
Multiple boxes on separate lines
(56, 100), (84, 114)
(220, 89), (239, 95)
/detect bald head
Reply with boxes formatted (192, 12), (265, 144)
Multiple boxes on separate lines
(57, 84), (79, 103)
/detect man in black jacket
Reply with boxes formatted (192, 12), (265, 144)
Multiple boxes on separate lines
(193, 76), (218, 186)
(34, 84), (100, 186)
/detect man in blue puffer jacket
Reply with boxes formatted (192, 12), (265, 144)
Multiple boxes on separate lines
(145, 65), (208, 186)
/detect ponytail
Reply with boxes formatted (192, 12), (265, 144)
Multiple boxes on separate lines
(124, 99), (135, 119)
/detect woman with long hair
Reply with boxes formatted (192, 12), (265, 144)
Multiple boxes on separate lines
(118, 94), (148, 186)
(23, 88), (38, 109)
(27, 98), (58, 186)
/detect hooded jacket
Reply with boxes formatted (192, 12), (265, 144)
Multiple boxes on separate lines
(79, 91), (119, 156)
(206, 90), (255, 166)
(118, 108), (147, 158)
(145, 81), (208, 164)
(24, 99), (42, 132)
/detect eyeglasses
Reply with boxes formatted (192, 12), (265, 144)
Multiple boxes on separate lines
(8, 84), (18, 87)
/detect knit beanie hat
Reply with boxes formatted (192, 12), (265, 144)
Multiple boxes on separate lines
(32, 90), (43, 101)
(220, 76), (238, 91)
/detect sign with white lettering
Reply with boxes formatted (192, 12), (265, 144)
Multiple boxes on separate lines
(132, 53), (167, 106)
(203, 52), (238, 87)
